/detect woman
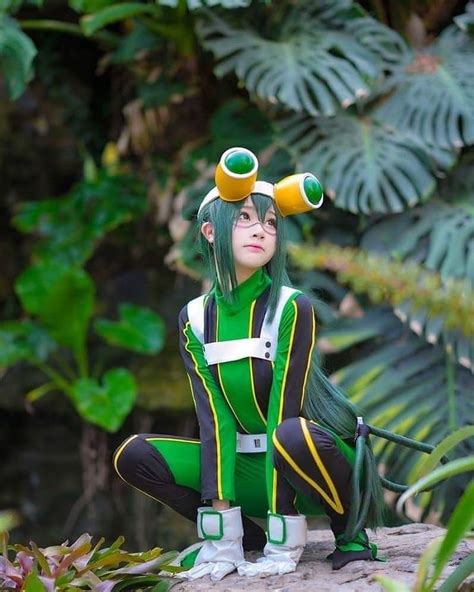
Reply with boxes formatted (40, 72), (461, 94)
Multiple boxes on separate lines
(113, 148), (383, 582)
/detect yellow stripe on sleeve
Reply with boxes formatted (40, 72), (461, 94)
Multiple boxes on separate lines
(249, 300), (267, 426)
(184, 321), (224, 499)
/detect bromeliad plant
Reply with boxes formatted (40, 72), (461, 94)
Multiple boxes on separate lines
(0, 532), (181, 591)
(0, 166), (165, 432)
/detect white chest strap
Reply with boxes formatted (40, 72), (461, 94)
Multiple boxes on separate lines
(186, 286), (299, 365)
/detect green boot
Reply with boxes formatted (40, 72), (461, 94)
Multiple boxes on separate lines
(328, 530), (382, 570)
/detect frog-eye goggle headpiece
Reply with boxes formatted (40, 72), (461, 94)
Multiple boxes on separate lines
(198, 147), (324, 217)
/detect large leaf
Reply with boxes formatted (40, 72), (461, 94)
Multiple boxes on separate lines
(282, 111), (438, 213)
(161, 0), (251, 7)
(197, 9), (384, 116)
(0, 320), (56, 367)
(94, 303), (166, 355)
(15, 263), (94, 357)
(0, 15), (37, 99)
(326, 308), (474, 518)
(375, 27), (474, 149)
(12, 172), (147, 266)
(361, 198), (474, 369)
(80, 3), (160, 36)
(71, 368), (136, 432)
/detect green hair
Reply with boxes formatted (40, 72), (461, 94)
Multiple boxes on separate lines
(197, 193), (288, 322)
(197, 193), (384, 529)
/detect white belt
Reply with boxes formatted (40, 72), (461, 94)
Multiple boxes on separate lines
(236, 433), (267, 453)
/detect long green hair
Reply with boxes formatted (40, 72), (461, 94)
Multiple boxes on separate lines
(198, 193), (384, 528)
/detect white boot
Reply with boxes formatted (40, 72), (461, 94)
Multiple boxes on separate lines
(238, 512), (307, 577)
(176, 506), (245, 582)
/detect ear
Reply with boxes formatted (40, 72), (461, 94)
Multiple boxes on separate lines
(201, 221), (214, 244)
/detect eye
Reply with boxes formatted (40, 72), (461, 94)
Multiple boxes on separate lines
(239, 211), (250, 220)
(266, 218), (277, 227)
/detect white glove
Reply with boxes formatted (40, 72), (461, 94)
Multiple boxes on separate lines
(177, 506), (245, 582)
(238, 512), (307, 577)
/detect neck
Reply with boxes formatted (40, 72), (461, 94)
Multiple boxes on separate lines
(235, 265), (260, 285)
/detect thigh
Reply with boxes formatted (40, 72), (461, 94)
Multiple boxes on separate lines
(145, 435), (201, 491)
(235, 452), (268, 519)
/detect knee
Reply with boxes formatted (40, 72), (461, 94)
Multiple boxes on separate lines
(113, 434), (173, 487)
(274, 417), (302, 449)
(272, 417), (306, 469)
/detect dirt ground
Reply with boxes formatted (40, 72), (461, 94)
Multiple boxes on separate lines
(170, 523), (474, 592)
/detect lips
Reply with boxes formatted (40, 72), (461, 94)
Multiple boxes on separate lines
(245, 244), (264, 251)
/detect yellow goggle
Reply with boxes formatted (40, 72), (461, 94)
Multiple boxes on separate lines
(198, 147), (324, 217)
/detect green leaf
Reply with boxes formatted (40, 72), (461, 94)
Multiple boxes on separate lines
(429, 481), (474, 588)
(94, 303), (166, 355)
(372, 575), (411, 592)
(23, 571), (46, 592)
(80, 3), (159, 36)
(375, 28), (474, 149)
(71, 369), (136, 432)
(414, 425), (474, 480)
(0, 320), (56, 367)
(69, 0), (116, 13)
(15, 263), (94, 357)
(0, 15), (37, 99)
(160, 0), (251, 7)
(396, 457), (474, 516)
(12, 172), (147, 266)
(361, 198), (474, 368)
(438, 554), (474, 592)
(283, 111), (438, 214)
(198, 9), (382, 116)
(414, 537), (443, 592)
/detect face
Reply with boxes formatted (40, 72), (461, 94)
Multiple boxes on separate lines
(231, 197), (277, 280)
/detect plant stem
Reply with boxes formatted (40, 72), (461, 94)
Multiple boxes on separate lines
(446, 348), (457, 432)
(34, 360), (72, 396)
(19, 19), (119, 47)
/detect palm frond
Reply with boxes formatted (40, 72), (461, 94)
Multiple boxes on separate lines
(323, 309), (474, 519)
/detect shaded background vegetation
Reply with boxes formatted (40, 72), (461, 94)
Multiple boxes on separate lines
(1, 0), (473, 553)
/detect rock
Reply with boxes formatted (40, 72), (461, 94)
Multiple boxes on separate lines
(171, 524), (474, 591)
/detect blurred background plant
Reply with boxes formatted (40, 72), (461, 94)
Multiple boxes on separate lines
(1, 0), (473, 558)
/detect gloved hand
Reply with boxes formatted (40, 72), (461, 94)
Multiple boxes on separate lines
(176, 506), (245, 582)
(238, 512), (307, 577)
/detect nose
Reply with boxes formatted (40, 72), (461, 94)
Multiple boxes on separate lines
(251, 222), (266, 238)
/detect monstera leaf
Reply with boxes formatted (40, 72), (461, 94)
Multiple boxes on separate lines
(375, 27), (474, 149)
(198, 8), (386, 116)
(361, 198), (474, 369)
(322, 308), (474, 519)
(282, 111), (438, 213)
(0, 15), (37, 99)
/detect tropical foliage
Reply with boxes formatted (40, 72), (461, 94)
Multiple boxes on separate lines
(0, 531), (180, 590)
(1, 0), (473, 540)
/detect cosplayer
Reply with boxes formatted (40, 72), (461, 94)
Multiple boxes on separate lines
(113, 148), (384, 582)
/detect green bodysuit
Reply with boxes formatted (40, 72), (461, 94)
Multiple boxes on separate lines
(114, 269), (355, 523)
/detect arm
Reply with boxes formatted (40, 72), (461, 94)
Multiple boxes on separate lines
(265, 293), (316, 513)
(179, 305), (237, 502)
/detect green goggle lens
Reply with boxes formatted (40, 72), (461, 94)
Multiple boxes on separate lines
(224, 150), (255, 175)
(303, 175), (323, 204)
